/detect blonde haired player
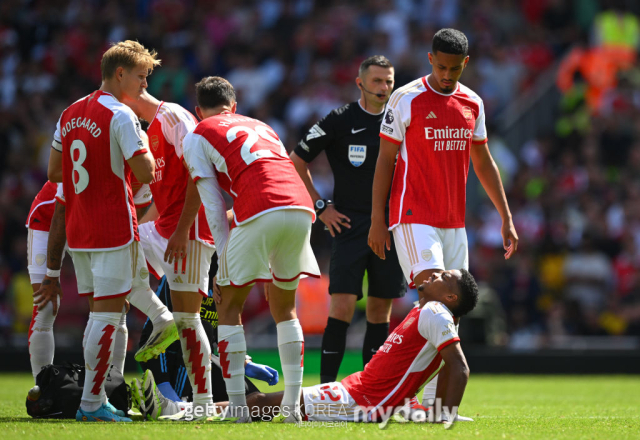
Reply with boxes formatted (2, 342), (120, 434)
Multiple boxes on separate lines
(45, 40), (177, 422)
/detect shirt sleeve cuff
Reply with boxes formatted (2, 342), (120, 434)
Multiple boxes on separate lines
(51, 141), (62, 152)
(437, 337), (460, 352)
(472, 138), (488, 145)
(130, 148), (148, 158)
(55, 195), (66, 205)
(380, 133), (402, 145)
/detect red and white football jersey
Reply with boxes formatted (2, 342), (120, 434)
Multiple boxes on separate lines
(341, 301), (460, 420)
(52, 90), (148, 251)
(146, 102), (213, 246)
(380, 77), (488, 229)
(26, 182), (59, 232)
(184, 112), (314, 226)
(57, 177), (152, 209)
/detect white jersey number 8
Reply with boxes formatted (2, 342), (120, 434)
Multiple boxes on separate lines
(227, 125), (288, 166)
(70, 139), (89, 194)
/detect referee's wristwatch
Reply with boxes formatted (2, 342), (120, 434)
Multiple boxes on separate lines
(315, 199), (332, 216)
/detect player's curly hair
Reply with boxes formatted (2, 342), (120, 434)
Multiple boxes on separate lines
(101, 40), (161, 80)
(195, 76), (236, 110)
(432, 28), (468, 56)
(452, 269), (479, 317)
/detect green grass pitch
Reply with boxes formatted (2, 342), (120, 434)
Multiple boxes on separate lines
(1, 373), (639, 439)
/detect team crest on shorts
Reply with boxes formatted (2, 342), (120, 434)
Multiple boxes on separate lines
(403, 317), (416, 329)
(36, 254), (46, 266)
(421, 249), (432, 261)
(348, 145), (366, 167)
(151, 135), (160, 151)
(462, 106), (473, 121)
(140, 266), (149, 279)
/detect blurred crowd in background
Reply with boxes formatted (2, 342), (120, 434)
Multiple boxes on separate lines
(1, 0), (640, 351)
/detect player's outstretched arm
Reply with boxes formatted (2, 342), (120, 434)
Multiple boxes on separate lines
(470, 143), (518, 259)
(33, 201), (66, 315)
(196, 177), (229, 256)
(368, 138), (398, 259)
(127, 150), (156, 184)
(291, 151), (350, 237)
(165, 178), (201, 263)
(47, 149), (63, 183)
(437, 341), (469, 415)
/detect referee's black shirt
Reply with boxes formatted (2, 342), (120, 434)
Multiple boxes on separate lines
(294, 101), (386, 214)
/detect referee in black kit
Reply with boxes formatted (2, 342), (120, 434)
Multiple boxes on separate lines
(291, 56), (406, 383)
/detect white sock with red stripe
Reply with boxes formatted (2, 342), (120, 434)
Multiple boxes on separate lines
(82, 312), (94, 351)
(174, 312), (213, 412)
(28, 300), (58, 380)
(81, 312), (120, 412)
(422, 374), (438, 404)
(128, 287), (173, 327)
(217, 325), (247, 414)
(277, 319), (304, 415)
(112, 310), (128, 374)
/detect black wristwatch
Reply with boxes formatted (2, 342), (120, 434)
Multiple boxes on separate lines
(315, 199), (332, 215)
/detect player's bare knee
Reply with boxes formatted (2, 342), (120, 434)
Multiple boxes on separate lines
(329, 294), (357, 322)
(366, 297), (392, 323)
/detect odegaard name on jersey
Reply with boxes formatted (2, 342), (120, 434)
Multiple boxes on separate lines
(60, 117), (102, 138)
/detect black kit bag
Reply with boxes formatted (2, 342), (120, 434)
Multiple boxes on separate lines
(26, 362), (130, 419)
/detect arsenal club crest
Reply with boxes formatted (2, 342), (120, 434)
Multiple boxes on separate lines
(151, 135), (160, 151)
(462, 106), (473, 121)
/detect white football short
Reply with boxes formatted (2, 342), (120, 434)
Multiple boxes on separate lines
(302, 381), (362, 422)
(392, 223), (468, 285)
(138, 221), (215, 295)
(27, 228), (67, 284)
(70, 241), (149, 300)
(217, 209), (320, 290)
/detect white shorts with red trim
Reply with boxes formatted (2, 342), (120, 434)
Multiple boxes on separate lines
(27, 228), (68, 284)
(70, 241), (148, 300)
(392, 223), (468, 287)
(138, 221), (214, 295)
(302, 381), (363, 422)
(217, 208), (320, 290)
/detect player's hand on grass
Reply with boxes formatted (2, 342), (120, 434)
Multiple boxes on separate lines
(33, 276), (62, 316)
(164, 229), (189, 263)
(245, 362), (279, 385)
(319, 205), (350, 237)
(368, 219), (391, 260)
(502, 219), (519, 260)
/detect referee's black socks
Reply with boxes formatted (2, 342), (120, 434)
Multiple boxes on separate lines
(362, 321), (390, 367)
(320, 317), (350, 383)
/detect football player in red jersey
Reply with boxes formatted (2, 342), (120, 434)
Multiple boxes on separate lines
(121, 89), (217, 417)
(368, 28), (518, 409)
(171, 269), (478, 424)
(45, 41), (178, 422)
(183, 76), (320, 422)
(28, 181), (151, 383)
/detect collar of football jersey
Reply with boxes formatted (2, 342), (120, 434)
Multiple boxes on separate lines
(424, 74), (459, 97)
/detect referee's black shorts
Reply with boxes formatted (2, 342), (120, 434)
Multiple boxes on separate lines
(329, 208), (406, 300)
